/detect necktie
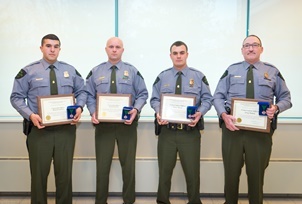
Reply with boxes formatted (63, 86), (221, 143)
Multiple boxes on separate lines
(246, 65), (254, 98)
(110, 65), (117, 93)
(175, 71), (182, 94)
(49, 65), (58, 95)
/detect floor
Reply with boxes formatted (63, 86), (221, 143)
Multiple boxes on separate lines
(0, 195), (302, 204)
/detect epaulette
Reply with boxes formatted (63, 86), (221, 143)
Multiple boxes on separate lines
(59, 61), (69, 65)
(160, 68), (173, 75)
(124, 62), (134, 67)
(75, 69), (82, 77)
(27, 61), (40, 67)
(153, 77), (160, 86)
(15, 69), (27, 79)
(188, 67), (200, 73)
(229, 62), (242, 66)
(137, 71), (144, 79)
(263, 62), (276, 69)
(86, 70), (92, 79)
(220, 70), (228, 79)
(202, 76), (209, 86)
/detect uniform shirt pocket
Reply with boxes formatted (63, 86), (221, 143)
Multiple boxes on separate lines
(30, 79), (49, 95)
(96, 78), (110, 93)
(183, 87), (199, 96)
(258, 78), (274, 99)
(118, 78), (133, 94)
(60, 78), (74, 94)
(160, 86), (174, 94)
(229, 77), (245, 96)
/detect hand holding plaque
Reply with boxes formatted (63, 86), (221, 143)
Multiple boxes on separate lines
(38, 94), (75, 126)
(96, 94), (131, 122)
(231, 98), (271, 133)
(160, 94), (196, 124)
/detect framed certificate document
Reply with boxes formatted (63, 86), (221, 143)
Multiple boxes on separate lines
(37, 94), (75, 126)
(96, 94), (131, 122)
(231, 98), (271, 133)
(160, 94), (196, 124)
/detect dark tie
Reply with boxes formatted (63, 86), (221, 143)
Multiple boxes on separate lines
(49, 65), (58, 95)
(246, 65), (254, 98)
(175, 71), (182, 94)
(110, 65), (117, 93)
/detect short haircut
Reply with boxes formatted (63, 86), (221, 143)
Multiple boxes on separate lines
(170, 41), (188, 52)
(41, 34), (61, 46)
(243, 34), (262, 46)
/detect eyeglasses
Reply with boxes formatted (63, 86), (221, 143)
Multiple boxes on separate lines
(242, 43), (261, 49)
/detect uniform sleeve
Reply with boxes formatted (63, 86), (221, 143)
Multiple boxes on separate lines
(274, 71), (292, 112)
(198, 75), (213, 115)
(73, 69), (87, 108)
(10, 69), (33, 119)
(132, 71), (148, 111)
(85, 70), (97, 115)
(213, 70), (229, 116)
(150, 75), (161, 114)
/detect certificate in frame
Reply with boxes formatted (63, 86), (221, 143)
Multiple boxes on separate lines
(37, 94), (75, 126)
(160, 94), (196, 124)
(96, 94), (131, 122)
(231, 98), (271, 133)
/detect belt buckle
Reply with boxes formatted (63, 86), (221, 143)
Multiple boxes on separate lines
(177, 124), (183, 130)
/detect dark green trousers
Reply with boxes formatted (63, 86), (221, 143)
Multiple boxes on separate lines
(27, 124), (76, 204)
(95, 122), (137, 204)
(221, 123), (273, 204)
(156, 126), (202, 204)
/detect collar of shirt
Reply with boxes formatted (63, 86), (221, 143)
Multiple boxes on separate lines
(106, 61), (123, 71)
(243, 60), (262, 71)
(40, 58), (59, 70)
(172, 66), (189, 77)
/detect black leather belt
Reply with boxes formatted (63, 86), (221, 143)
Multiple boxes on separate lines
(166, 123), (195, 131)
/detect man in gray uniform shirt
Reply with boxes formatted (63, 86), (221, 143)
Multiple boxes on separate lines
(213, 35), (292, 204)
(150, 41), (213, 204)
(85, 37), (148, 204)
(10, 34), (87, 204)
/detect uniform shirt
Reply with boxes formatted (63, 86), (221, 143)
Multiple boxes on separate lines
(10, 59), (87, 120)
(150, 66), (213, 115)
(213, 61), (292, 116)
(85, 61), (148, 115)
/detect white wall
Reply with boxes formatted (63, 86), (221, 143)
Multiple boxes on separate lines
(1, 0), (301, 120)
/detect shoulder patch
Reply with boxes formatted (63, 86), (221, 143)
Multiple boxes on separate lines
(153, 77), (160, 86)
(220, 70), (228, 79)
(75, 69), (82, 77)
(278, 72), (285, 81)
(202, 76), (209, 86)
(137, 71), (144, 79)
(86, 71), (92, 79)
(15, 69), (27, 79)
